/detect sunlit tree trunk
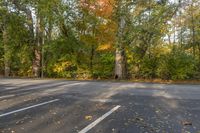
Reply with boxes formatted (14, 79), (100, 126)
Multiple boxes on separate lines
(115, 1), (127, 79)
(191, 13), (196, 57)
(33, 14), (42, 77)
(115, 46), (127, 79)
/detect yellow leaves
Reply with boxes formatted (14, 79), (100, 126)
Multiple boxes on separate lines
(85, 115), (93, 121)
(53, 61), (72, 73)
(97, 43), (112, 51)
(160, 27), (167, 34)
(152, 45), (171, 56)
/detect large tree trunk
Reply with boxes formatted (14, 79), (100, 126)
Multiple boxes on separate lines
(115, 3), (127, 80)
(33, 15), (42, 77)
(115, 47), (127, 79)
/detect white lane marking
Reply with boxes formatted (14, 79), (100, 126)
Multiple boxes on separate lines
(43, 83), (85, 93)
(5, 82), (83, 91)
(78, 105), (121, 133)
(0, 94), (15, 99)
(62, 82), (85, 87)
(0, 99), (59, 117)
(5, 87), (19, 90)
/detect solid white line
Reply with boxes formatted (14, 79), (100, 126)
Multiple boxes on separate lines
(78, 105), (121, 133)
(0, 99), (59, 117)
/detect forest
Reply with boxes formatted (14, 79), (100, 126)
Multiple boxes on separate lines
(0, 0), (200, 80)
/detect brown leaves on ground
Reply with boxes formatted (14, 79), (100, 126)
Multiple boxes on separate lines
(181, 120), (192, 126)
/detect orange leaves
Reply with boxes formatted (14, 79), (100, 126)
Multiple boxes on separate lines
(80, 0), (115, 18)
(79, 0), (117, 51)
(96, 0), (115, 18)
(95, 22), (116, 51)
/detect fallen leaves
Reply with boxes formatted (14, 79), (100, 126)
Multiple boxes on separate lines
(85, 115), (93, 121)
(181, 120), (192, 126)
(135, 117), (144, 121)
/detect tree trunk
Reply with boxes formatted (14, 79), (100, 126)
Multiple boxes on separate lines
(90, 44), (94, 75)
(115, 47), (127, 79)
(192, 17), (196, 58)
(190, 0), (196, 58)
(33, 15), (42, 77)
(167, 34), (171, 44)
(198, 44), (200, 65)
(115, 3), (127, 80)
(3, 29), (10, 77)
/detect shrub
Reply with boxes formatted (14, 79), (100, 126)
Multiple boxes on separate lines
(157, 48), (196, 80)
(139, 56), (158, 79)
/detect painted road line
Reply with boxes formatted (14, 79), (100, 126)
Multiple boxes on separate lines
(0, 94), (15, 99)
(43, 82), (85, 93)
(0, 99), (59, 117)
(5, 82), (83, 91)
(62, 82), (85, 87)
(27, 82), (84, 91)
(79, 105), (121, 133)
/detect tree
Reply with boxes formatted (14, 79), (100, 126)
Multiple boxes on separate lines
(114, 0), (128, 79)
(0, 0), (199, 80)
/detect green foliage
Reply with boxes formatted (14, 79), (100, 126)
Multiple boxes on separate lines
(157, 48), (196, 80)
(0, 0), (199, 80)
(139, 56), (158, 79)
(131, 45), (197, 80)
(0, 42), (3, 75)
(93, 52), (114, 79)
(44, 36), (80, 78)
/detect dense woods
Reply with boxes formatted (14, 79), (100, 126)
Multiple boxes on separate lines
(0, 0), (200, 80)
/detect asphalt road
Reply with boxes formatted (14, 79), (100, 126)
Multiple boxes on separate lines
(0, 79), (200, 133)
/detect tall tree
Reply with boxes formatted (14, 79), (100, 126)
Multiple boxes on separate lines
(114, 0), (128, 79)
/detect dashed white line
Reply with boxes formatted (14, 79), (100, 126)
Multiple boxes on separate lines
(0, 99), (59, 117)
(78, 105), (121, 133)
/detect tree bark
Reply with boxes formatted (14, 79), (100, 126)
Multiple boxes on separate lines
(3, 29), (10, 77)
(115, 2), (127, 80)
(90, 44), (94, 75)
(33, 14), (42, 77)
(115, 47), (127, 79)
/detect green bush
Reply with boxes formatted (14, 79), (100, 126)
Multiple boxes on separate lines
(157, 48), (196, 80)
(92, 52), (114, 79)
(139, 56), (158, 79)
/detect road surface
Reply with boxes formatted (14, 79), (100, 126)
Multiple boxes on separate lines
(0, 79), (200, 133)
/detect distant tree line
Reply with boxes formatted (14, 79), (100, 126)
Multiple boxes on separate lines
(0, 0), (200, 80)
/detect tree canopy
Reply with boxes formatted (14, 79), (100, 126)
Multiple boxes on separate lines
(0, 0), (200, 80)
